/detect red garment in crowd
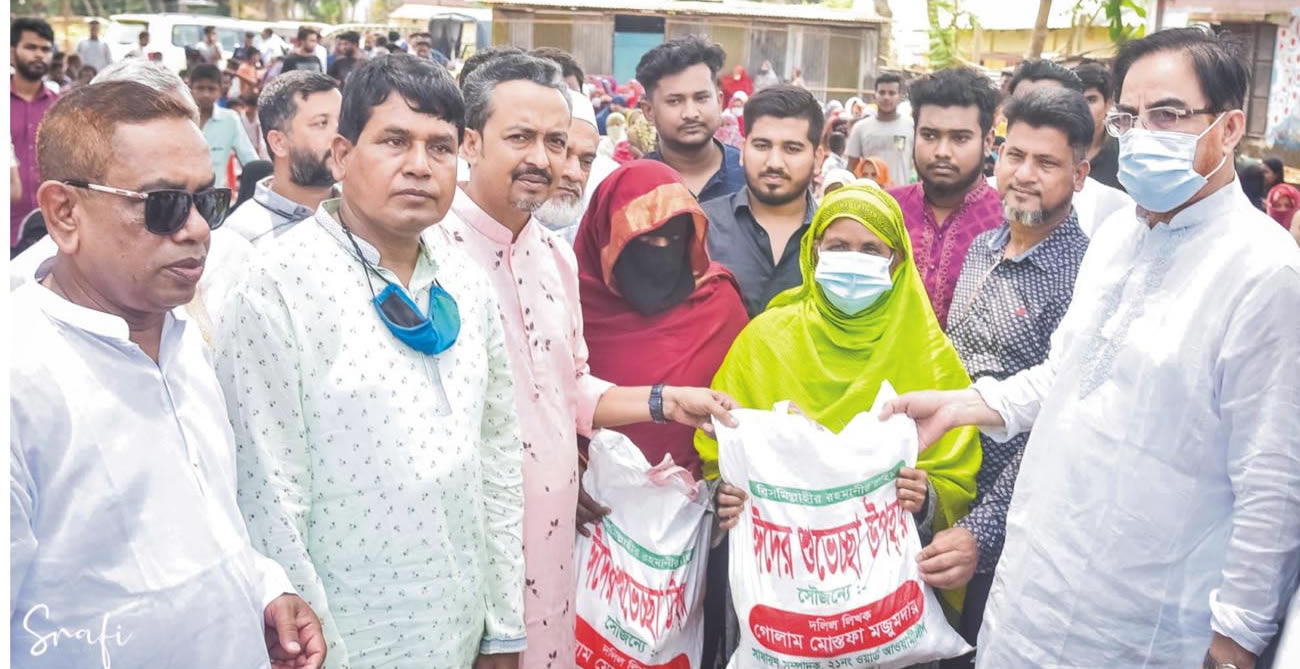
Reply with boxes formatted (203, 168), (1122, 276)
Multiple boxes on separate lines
(574, 160), (749, 477)
(1266, 183), (1299, 230)
(719, 66), (753, 110)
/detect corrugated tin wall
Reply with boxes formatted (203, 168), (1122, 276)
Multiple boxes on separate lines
(491, 8), (878, 100)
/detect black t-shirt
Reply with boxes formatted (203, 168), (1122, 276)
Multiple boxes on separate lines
(328, 56), (358, 84)
(280, 53), (322, 74)
(1089, 135), (1123, 191)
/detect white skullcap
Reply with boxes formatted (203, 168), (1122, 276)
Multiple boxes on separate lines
(823, 169), (857, 191)
(567, 87), (597, 130)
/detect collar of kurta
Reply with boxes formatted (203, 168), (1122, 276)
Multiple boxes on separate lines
(9, 77), (57, 102)
(451, 185), (540, 246)
(24, 280), (189, 350)
(253, 176), (324, 223)
(1157, 177), (1245, 231)
(311, 198), (437, 269)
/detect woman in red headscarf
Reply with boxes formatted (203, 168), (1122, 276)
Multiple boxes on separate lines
(575, 160), (749, 478)
(719, 65), (753, 113)
(1266, 182), (1299, 232)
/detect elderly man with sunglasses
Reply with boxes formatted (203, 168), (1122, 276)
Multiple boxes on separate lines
(10, 80), (326, 669)
(10, 59), (256, 340)
(213, 54), (528, 669)
(884, 27), (1300, 669)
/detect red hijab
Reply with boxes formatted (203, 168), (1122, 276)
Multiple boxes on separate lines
(576, 161), (749, 477)
(719, 66), (753, 112)
(1267, 183), (1299, 230)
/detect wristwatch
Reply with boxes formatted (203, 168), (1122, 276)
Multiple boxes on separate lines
(1203, 658), (1239, 669)
(649, 384), (667, 424)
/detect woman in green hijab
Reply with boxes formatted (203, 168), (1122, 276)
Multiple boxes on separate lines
(697, 183), (981, 613)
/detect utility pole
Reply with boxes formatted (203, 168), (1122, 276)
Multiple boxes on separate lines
(61, 0), (71, 52)
(1027, 0), (1052, 59)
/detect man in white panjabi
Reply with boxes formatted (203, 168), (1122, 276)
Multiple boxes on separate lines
(216, 55), (527, 669)
(885, 27), (1300, 669)
(9, 59), (255, 341)
(10, 80), (324, 669)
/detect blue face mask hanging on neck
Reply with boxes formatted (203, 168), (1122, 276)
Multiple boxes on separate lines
(370, 282), (461, 354)
(344, 226), (460, 355)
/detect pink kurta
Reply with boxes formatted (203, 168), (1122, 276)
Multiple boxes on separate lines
(443, 187), (612, 669)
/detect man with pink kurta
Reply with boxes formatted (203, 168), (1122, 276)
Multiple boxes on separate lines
(442, 51), (739, 669)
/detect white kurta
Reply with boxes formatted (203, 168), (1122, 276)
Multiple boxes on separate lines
(1072, 175), (1134, 238)
(215, 200), (527, 668)
(9, 282), (293, 668)
(9, 227), (255, 339)
(973, 180), (1300, 667)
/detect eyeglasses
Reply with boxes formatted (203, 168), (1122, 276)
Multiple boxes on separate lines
(63, 180), (231, 236)
(1104, 106), (1218, 137)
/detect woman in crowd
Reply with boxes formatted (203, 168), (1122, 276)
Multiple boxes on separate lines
(576, 160), (748, 478)
(716, 109), (745, 149)
(1266, 181), (1298, 233)
(845, 96), (868, 120)
(626, 109), (658, 160)
(699, 183), (981, 615)
(728, 91), (749, 136)
(598, 111), (628, 161)
(720, 65), (753, 110)
(856, 155), (892, 188)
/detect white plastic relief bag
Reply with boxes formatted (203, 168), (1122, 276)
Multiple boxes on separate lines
(574, 429), (713, 669)
(716, 382), (972, 669)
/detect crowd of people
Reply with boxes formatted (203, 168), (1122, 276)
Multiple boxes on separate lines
(8, 11), (1300, 669)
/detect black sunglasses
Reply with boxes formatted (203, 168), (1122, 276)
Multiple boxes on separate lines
(63, 180), (231, 236)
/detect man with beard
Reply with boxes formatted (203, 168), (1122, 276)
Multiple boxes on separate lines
(223, 71), (340, 246)
(444, 52), (738, 669)
(1004, 59), (1133, 237)
(638, 36), (744, 202)
(702, 85), (824, 317)
(918, 88), (1093, 667)
(281, 27), (324, 74)
(533, 87), (603, 243)
(889, 66), (1003, 329)
(189, 64), (259, 190)
(11, 18), (58, 248)
(326, 31), (361, 86)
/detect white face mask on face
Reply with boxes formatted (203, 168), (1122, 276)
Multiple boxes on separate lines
(1117, 113), (1228, 213)
(814, 250), (894, 315)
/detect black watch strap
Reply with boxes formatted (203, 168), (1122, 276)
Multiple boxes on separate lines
(650, 384), (667, 424)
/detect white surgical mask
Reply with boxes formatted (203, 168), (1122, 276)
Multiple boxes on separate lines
(814, 250), (893, 315)
(1117, 114), (1227, 213)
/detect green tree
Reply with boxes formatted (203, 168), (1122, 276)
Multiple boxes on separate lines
(1103, 0), (1146, 45)
(926, 0), (978, 69)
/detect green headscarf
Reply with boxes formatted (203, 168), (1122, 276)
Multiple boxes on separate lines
(696, 184), (982, 613)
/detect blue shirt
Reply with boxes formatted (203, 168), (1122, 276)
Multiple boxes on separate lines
(947, 211), (1089, 574)
(647, 138), (744, 204)
(202, 107), (259, 189)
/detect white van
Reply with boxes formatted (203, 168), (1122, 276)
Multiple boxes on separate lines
(107, 14), (269, 72)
